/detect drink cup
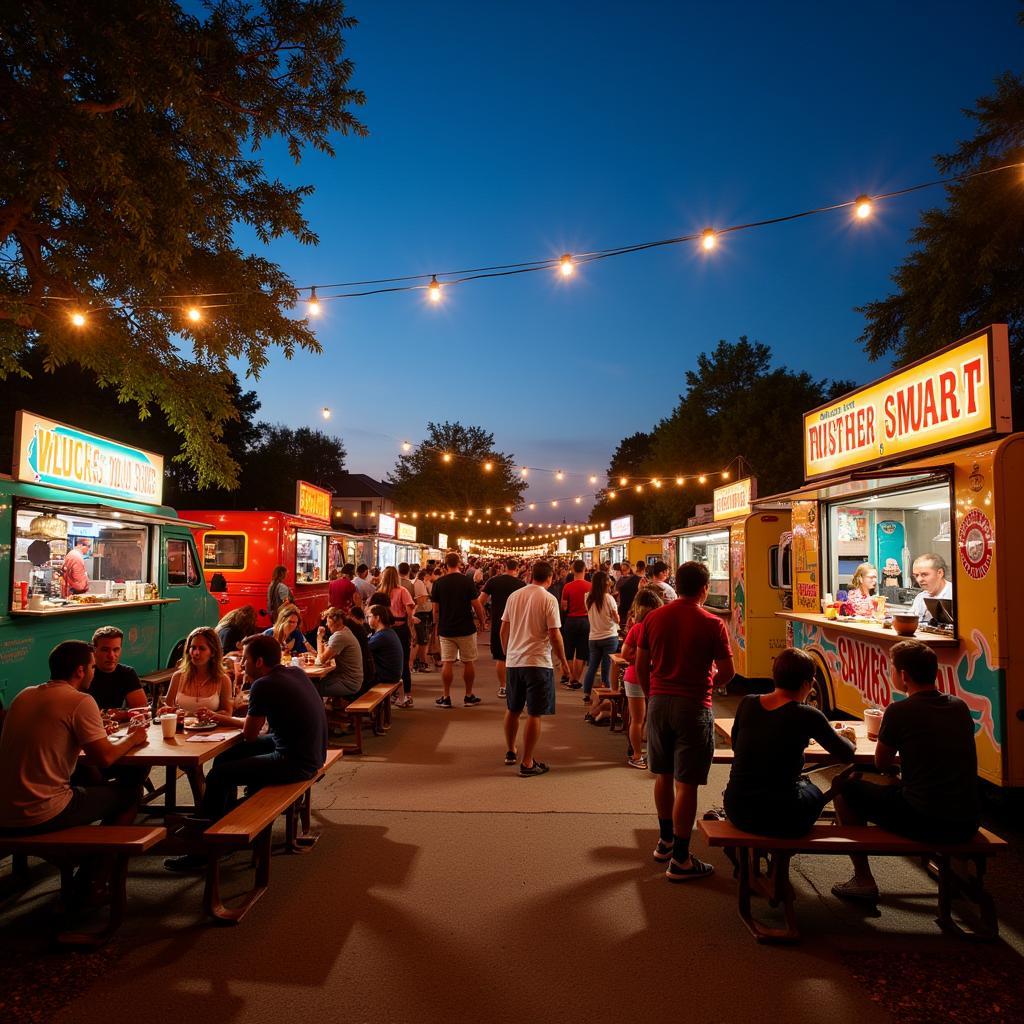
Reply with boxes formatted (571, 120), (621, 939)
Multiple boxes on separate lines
(864, 708), (883, 740)
(161, 714), (178, 740)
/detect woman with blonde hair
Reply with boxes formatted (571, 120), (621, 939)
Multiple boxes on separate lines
(160, 627), (233, 716)
(376, 565), (415, 703)
(848, 563), (879, 617)
(265, 604), (315, 656)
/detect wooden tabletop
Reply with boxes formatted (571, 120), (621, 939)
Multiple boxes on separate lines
(110, 721), (242, 767)
(713, 717), (879, 764)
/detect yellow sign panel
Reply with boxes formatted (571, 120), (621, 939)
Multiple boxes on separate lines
(397, 522), (417, 541)
(295, 480), (331, 524)
(713, 477), (756, 521)
(803, 325), (1012, 480)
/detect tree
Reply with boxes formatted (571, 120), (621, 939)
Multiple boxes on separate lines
(0, 1), (366, 488)
(857, 20), (1024, 417)
(388, 422), (528, 540)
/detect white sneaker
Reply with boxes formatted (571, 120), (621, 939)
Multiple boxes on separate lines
(395, 695), (414, 708)
(497, 687), (506, 698)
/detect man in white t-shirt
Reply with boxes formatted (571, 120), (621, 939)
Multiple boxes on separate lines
(909, 553), (954, 622)
(0, 640), (148, 834)
(500, 561), (571, 777)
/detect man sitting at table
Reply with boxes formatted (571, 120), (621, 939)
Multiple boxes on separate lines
(723, 648), (856, 837)
(0, 640), (149, 836)
(831, 638), (979, 902)
(89, 626), (149, 715)
(164, 633), (327, 871)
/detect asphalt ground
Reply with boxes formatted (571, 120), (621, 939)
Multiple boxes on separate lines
(1, 649), (1022, 1024)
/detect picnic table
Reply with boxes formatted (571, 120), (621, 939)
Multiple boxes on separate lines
(713, 717), (879, 764)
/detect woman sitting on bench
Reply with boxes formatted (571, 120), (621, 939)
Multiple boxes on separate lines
(723, 648), (856, 837)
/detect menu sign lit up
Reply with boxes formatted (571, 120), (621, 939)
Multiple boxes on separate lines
(583, 533), (596, 548)
(438, 532), (449, 548)
(397, 522), (417, 541)
(13, 410), (164, 505)
(713, 477), (756, 521)
(609, 515), (633, 539)
(599, 529), (611, 545)
(295, 480), (331, 524)
(377, 513), (396, 537)
(803, 325), (1012, 481)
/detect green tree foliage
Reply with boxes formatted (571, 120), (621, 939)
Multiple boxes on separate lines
(857, 22), (1024, 416)
(0, 0), (366, 488)
(389, 422), (528, 540)
(591, 338), (851, 533)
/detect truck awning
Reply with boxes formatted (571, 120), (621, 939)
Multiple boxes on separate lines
(751, 467), (951, 507)
(18, 500), (212, 530)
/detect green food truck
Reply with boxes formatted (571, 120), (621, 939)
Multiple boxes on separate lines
(0, 410), (216, 706)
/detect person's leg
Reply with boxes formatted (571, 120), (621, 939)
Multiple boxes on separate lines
(397, 623), (412, 695)
(833, 777), (877, 888)
(653, 773), (675, 848)
(672, 782), (700, 867)
(504, 708), (521, 754)
(496, 660), (506, 690)
(599, 638), (615, 685)
(521, 715), (542, 767)
(627, 695), (646, 762)
(198, 737), (278, 820)
(462, 659), (476, 694)
(441, 651), (454, 699)
(646, 697), (675, 853)
(582, 641), (601, 698)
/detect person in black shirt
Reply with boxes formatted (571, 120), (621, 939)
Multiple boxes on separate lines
(724, 648), (855, 836)
(89, 626), (149, 714)
(431, 552), (488, 708)
(483, 558), (526, 699)
(832, 639), (980, 902)
(615, 562), (640, 627)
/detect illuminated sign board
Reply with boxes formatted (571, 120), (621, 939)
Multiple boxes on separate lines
(437, 532), (449, 548)
(13, 410), (164, 505)
(713, 477), (756, 521)
(599, 529), (611, 545)
(803, 325), (1012, 481)
(557, 538), (568, 553)
(583, 532), (597, 548)
(295, 480), (331, 524)
(377, 513), (397, 537)
(609, 515), (633, 539)
(397, 522), (417, 541)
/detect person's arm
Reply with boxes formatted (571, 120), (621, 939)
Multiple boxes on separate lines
(608, 595), (620, 624)
(431, 600), (440, 622)
(124, 687), (149, 711)
(634, 645), (651, 697)
(560, 585), (569, 612)
(500, 618), (511, 652)
(808, 708), (856, 762)
(714, 654), (736, 690)
(472, 596), (487, 630)
(548, 627), (571, 679)
(82, 727), (148, 768)
(873, 738), (899, 774)
(243, 714), (266, 742)
(158, 670), (182, 714)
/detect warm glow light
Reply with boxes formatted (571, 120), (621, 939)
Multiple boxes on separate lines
(483, 461), (493, 472)
(428, 275), (442, 303)
(619, 476), (627, 487)
(402, 441), (412, 452)
(609, 490), (616, 499)
(722, 470), (730, 479)
(308, 288), (321, 317)
(653, 479), (661, 488)
(485, 508), (492, 515)
(701, 228), (718, 251)
(854, 195), (873, 220)
(575, 497), (581, 504)
(70, 311), (87, 328)
(559, 253), (575, 277)
(186, 306), (202, 322)
(588, 475), (597, 485)
(321, 407), (331, 419)
(442, 452), (452, 463)
(552, 501), (558, 508)
(505, 506), (512, 513)
(528, 503), (536, 510)
(675, 476), (684, 485)
(634, 484), (643, 493)
(555, 470), (564, 480)
(699, 474), (707, 484)
(520, 467), (528, 477)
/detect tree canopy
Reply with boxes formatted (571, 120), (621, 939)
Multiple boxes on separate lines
(590, 337), (851, 533)
(857, 12), (1024, 417)
(0, 0), (365, 488)
(388, 422), (529, 540)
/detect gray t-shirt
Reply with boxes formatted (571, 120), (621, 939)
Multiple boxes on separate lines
(323, 629), (363, 690)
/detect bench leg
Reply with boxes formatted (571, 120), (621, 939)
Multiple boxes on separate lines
(935, 855), (999, 941)
(204, 826), (273, 924)
(735, 849), (800, 944)
(340, 715), (364, 755)
(286, 792), (321, 853)
(57, 855), (130, 947)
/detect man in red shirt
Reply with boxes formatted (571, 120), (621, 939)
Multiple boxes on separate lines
(559, 560), (591, 690)
(328, 563), (361, 614)
(636, 561), (734, 882)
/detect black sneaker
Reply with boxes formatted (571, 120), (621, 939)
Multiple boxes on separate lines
(164, 853), (208, 873)
(504, 750), (517, 765)
(559, 678), (575, 690)
(569, 681), (583, 690)
(435, 695), (452, 708)
(665, 856), (714, 882)
(653, 839), (674, 862)
(519, 761), (550, 777)
(464, 694), (482, 705)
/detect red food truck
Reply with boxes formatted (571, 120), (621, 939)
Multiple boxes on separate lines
(182, 481), (358, 631)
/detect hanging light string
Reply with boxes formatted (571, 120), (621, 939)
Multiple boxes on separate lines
(34, 160), (1024, 325)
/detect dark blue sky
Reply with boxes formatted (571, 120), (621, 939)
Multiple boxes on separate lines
(243, 0), (1022, 511)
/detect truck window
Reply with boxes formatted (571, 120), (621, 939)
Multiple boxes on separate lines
(768, 544), (792, 590)
(167, 538), (201, 587)
(203, 532), (246, 571)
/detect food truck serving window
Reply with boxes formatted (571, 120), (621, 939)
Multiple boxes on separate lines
(296, 532), (326, 583)
(202, 532), (246, 571)
(678, 530), (730, 610)
(166, 538), (200, 587)
(824, 482), (955, 625)
(12, 504), (154, 609)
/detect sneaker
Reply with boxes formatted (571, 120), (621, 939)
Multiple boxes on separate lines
(497, 687), (506, 698)
(569, 681), (583, 690)
(519, 761), (550, 777)
(653, 839), (674, 862)
(665, 856), (714, 882)
(560, 674), (570, 684)
(559, 678), (575, 690)
(831, 877), (880, 903)
(464, 694), (482, 706)
(627, 756), (648, 769)
(395, 695), (414, 708)
(504, 750), (517, 765)
(164, 853), (208, 873)
(435, 695), (452, 708)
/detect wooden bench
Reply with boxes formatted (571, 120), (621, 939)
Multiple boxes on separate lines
(199, 748), (343, 923)
(0, 825), (167, 945)
(331, 683), (402, 754)
(699, 819), (1008, 944)
(592, 686), (628, 733)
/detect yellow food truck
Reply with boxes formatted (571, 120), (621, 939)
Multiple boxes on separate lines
(592, 515), (662, 567)
(773, 324), (1022, 786)
(666, 477), (792, 681)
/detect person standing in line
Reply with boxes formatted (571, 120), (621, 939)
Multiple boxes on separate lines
(60, 537), (92, 598)
(500, 561), (570, 776)
(635, 561), (734, 882)
(560, 560), (591, 691)
(614, 561), (639, 627)
(647, 561), (677, 603)
(376, 566), (416, 703)
(329, 563), (361, 614)
(266, 565), (292, 624)
(431, 552), (488, 708)
(412, 566), (435, 672)
(484, 558), (526, 699)
(353, 564), (376, 605)
(398, 563), (416, 600)
(582, 570), (620, 707)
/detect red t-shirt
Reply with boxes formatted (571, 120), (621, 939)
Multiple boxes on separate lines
(562, 579), (592, 617)
(328, 576), (357, 611)
(637, 599), (732, 707)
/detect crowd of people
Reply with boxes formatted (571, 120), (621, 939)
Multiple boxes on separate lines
(0, 550), (980, 902)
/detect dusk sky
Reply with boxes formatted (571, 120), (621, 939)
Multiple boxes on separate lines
(240, 1), (1023, 513)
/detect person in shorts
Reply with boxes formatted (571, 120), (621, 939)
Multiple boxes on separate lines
(500, 561), (570, 776)
(431, 552), (488, 708)
(559, 560), (591, 689)
(635, 561), (734, 882)
(831, 638), (980, 902)
(484, 558), (526, 698)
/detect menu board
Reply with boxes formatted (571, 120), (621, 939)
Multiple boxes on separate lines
(609, 515), (633, 539)
(296, 480), (331, 524)
(791, 501), (820, 612)
(377, 513), (396, 538)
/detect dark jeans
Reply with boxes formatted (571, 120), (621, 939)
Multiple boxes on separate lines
(394, 622), (412, 694)
(0, 782), (137, 836)
(198, 737), (314, 821)
(582, 636), (618, 696)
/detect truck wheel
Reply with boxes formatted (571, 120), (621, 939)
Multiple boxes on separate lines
(807, 661), (833, 716)
(166, 639), (186, 669)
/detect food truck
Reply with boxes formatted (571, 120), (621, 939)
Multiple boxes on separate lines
(373, 514), (426, 569)
(184, 481), (359, 630)
(775, 324), (1023, 786)
(594, 515), (662, 567)
(1, 411), (217, 705)
(665, 477), (792, 680)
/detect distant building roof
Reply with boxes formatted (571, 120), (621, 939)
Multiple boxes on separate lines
(331, 474), (395, 500)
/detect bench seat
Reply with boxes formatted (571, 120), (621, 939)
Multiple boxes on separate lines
(0, 825), (167, 946)
(331, 683), (402, 754)
(699, 819), (1007, 944)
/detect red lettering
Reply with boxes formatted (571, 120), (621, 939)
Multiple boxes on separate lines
(922, 377), (938, 426)
(844, 413), (855, 452)
(884, 394), (896, 439)
(865, 405), (875, 446)
(963, 357), (983, 415)
(939, 370), (959, 423)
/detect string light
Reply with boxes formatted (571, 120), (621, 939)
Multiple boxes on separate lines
(619, 477), (628, 487)
(321, 407), (331, 419)
(427, 275), (442, 303)
(483, 461), (493, 472)
(70, 311), (87, 328)
(675, 476), (684, 485)
(186, 306), (202, 322)
(520, 467), (528, 477)
(442, 452), (452, 463)
(402, 441), (412, 452)
(555, 470), (564, 480)
(589, 475), (598, 484)
(698, 474), (707, 484)
(701, 229), (718, 251)
(307, 287), (321, 317)
(854, 195), (873, 220)
(559, 254), (575, 277)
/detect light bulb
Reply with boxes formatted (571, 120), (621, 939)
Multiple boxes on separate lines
(609, 490), (616, 499)
(70, 311), (87, 328)
(722, 470), (730, 479)
(308, 288), (321, 317)
(559, 253), (575, 277)
(653, 479), (661, 488)
(699, 475), (707, 484)
(428, 275), (442, 303)
(675, 476), (684, 485)
(701, 229), (717, 251)
(186, 306), (202, 322)
(442, 452), (452, 463)
(588, 475), (598, 485)
(634, 484), (643, 493)
(520, 467), (528, 477)
(854, 195), (873, 220)
(483, 461), (493, 472)
(321, 407), (331, 419)
(619, 476), (627, 487)
(555, 470), (564, 480)
(402, 441), (412, 452)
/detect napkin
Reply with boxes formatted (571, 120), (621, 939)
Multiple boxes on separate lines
(185, 731), (238, 743)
